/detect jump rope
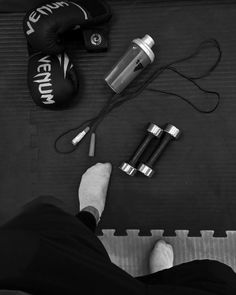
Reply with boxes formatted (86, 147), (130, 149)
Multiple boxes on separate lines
(54, 38), (222, 155)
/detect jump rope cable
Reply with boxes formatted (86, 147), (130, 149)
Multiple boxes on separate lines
(54, 38), (222, 155)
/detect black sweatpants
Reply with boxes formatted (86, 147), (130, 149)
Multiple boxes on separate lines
(0, 197), (236, 295)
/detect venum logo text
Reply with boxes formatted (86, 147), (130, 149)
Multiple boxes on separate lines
(26, 1), (88, 35)
(33, 56), (55, 105)
(26, 2), (69, 35)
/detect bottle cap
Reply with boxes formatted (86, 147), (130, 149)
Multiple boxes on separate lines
(142, 34), (155, 48)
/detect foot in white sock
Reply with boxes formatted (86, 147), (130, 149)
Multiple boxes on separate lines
(149, 240), (174, 273)
(78, 163), (112, 220)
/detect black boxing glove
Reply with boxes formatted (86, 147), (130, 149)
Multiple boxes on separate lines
(23, 0), (111, 54)
(28, 52), (78, 108)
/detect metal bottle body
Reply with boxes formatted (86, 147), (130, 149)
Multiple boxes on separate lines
(105, 36), (154, 93)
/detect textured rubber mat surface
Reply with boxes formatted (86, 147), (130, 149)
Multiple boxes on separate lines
(0, 13), (33, 224)
(0, 1), (236, 236)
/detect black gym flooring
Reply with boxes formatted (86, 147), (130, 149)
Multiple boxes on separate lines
(0, 0), (236, 239)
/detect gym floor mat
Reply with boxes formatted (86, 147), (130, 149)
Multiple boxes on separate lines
(0, 1), (236, 236)
(0, 13), (34, 224)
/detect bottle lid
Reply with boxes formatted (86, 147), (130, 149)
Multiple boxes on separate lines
(133, 34), (155, 63)
(142, 34), (155, 48)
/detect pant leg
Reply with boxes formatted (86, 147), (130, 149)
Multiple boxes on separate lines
(137, 259), (236, 295)
(76, 211), (97, 233)
(23, 196), (97, 233)
(1, 197), (147, 295)
(3, 197), (109, 259)
(7, 197), (236, 294)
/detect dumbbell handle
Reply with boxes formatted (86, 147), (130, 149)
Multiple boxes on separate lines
(145, 134), (172, 167)
(129, 133), (154, 166)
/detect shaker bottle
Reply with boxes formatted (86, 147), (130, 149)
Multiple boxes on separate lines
(105, 34), (155, 93)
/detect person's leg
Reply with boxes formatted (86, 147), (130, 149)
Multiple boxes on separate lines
(76, 162), (112, 233)
(149, 240), (174, 273)
(137, 239), (236, 295)
(136, 239), (174, 284)
(1, 164), (149, 295)
(138, 259), (236, 291)
(78, 163), (112, 219)
(4, 162), (111, 245)
(76, 209), (97, 232)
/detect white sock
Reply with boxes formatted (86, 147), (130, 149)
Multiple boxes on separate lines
(149, 240), (174, 273)
(78, 163), (112, 219)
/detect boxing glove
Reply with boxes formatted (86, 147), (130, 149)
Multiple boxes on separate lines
(23, 0), (112, 54)
(28, 52), (78, 108)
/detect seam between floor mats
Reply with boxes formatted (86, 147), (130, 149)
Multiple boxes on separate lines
(29, 107), (39, 199)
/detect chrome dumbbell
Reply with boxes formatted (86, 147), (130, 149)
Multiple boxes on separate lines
(119, 123), (163, 176)
(138, 124), (181, 177)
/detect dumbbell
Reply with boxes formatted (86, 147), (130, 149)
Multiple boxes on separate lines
(119, 123), (163, 176)
(138, 124), (181, 177)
